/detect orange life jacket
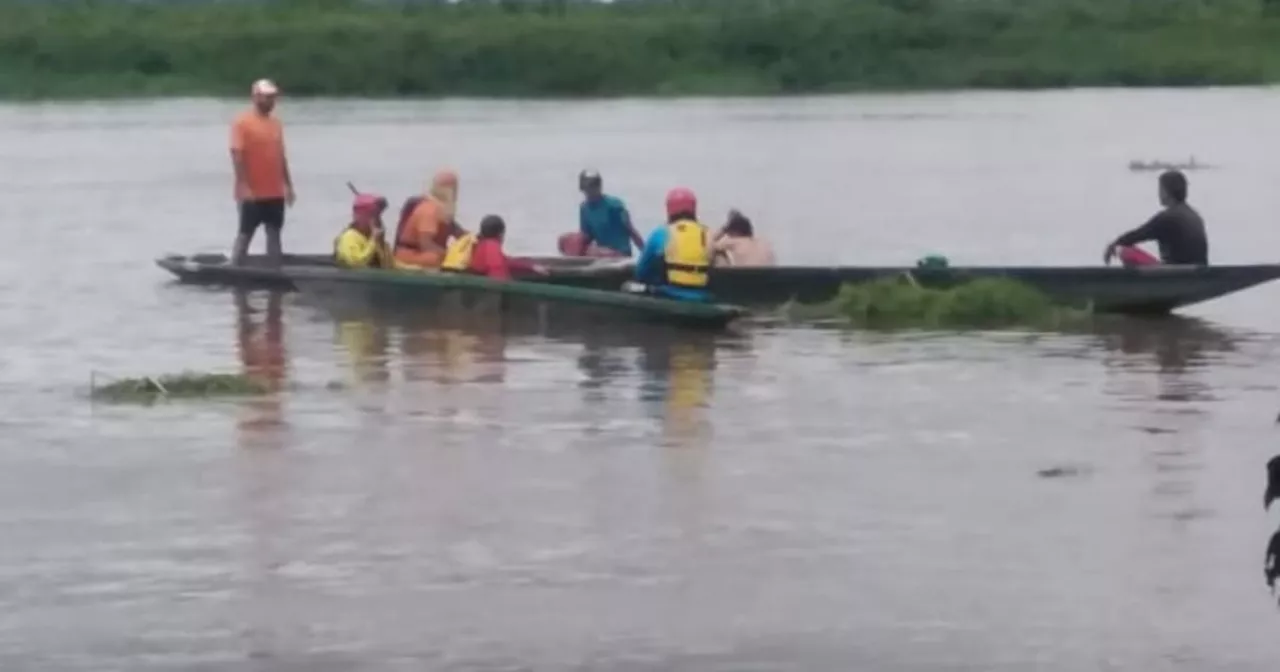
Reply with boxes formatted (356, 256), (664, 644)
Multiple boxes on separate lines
(394, 197), (459, 252)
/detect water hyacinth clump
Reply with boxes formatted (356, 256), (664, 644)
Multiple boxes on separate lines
(825, 276), (1086, 329)
(90, 372), (269, 403)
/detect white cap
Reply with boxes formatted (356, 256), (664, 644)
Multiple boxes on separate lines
(251, 79), (279, 96)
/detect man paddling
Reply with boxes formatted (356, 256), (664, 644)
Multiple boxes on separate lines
(230, 78), (296, 267)
(1104, 170), (1207, 267)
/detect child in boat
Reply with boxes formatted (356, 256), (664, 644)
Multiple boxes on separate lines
(713, 209), (776, 267)
(444, 215), (548, 281)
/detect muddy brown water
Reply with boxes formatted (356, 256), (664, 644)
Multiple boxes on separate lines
(3, 89), (1280, 669)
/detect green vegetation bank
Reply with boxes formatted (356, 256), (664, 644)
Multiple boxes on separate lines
(2, 0), (1279, 99)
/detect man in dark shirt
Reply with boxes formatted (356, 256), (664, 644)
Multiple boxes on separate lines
(1103, 170), (1208, 267)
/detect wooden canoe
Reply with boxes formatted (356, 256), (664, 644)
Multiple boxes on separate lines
(284, 265), (747, 330)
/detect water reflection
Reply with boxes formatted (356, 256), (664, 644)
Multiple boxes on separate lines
(637, 333), (719, 449)
(1087, 317), (1241, 529)
(1093, 316), (1237, 413)
(234, 290), (289, 447)
(397, 314), (508, 387)
(1092, 315), (1240, 376)
(576, 331), (632, 404)
(334, 317), (391, 385)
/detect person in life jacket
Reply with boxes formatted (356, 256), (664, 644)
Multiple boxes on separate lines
(633, 187), (713, 302)
(334, 193), (391, 269)
(393, 170), (468, 270)
(445, 215), (547, 280)
(440, 229), (478, 273)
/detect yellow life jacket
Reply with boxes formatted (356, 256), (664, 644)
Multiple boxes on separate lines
(663, 219), (710, 288)
(441, 233), (478, 272)
(333, 226), (388, 269)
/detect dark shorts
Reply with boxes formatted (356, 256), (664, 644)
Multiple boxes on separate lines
(238, 198), (286, 236)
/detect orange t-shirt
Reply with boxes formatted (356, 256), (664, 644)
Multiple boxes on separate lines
(230, 110), (286, 200)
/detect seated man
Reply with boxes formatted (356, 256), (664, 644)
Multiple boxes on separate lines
(1104, 170), (1208, 267)
(633, 187), (713, 302)
(443, 215), (547, 281)
(564, 169), (644, 258)
(393, 170), (467, 270)
(713, 209), (776, 267)
(334, 193), (391, 269)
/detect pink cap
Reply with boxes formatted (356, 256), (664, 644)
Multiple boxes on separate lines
(353, 193), (387, 213)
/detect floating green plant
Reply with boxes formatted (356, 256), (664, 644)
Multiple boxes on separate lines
(789, 275), (1089, 330)
(90, 372), (269, 403)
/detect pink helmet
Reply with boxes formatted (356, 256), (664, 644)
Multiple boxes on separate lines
(665, 187), (697, 219)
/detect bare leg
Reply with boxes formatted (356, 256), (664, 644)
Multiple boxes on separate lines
(265, 226), (283, 267)
(232, 201), (254, 266)
(231, 232), (253, 266)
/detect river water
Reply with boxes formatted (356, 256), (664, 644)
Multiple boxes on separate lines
(3, 88), (1280, 670)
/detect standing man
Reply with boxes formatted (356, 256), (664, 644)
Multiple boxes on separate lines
(230, 78), (295, 267)
(576, 169), (643, 257)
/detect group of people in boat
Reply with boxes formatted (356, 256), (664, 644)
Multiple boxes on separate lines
(230, 79), (775, 303)
(328, 168), (776, 302)
(231, 77), (1209, 300)
(331, 174), (550, 281)
(559, 169), (776, 268)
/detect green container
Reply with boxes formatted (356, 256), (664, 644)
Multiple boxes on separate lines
(916, 254), (950, 269)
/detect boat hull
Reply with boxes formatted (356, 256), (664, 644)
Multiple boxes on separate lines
(285, 266), (746, 330)
(546, 263), (1280, 313)
(157, 254), (1280, 314)
(155, 253), (610, 290)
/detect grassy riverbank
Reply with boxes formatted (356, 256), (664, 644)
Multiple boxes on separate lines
(0, 0), (1278, 99)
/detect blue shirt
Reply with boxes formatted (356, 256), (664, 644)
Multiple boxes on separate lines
(579, 195), (635, 257)
(634, 225), (710, 302)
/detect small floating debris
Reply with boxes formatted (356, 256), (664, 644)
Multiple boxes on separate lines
(90, 371), (268, 403)
(1037, 464), (1092, 479)
(1128, 156), (1211, 172)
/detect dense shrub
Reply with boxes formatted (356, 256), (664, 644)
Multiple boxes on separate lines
(0, 0), (1274, 98)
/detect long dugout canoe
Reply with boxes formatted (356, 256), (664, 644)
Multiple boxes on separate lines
(285, 266), (746, 330)
(156, 253), (1280, 314)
